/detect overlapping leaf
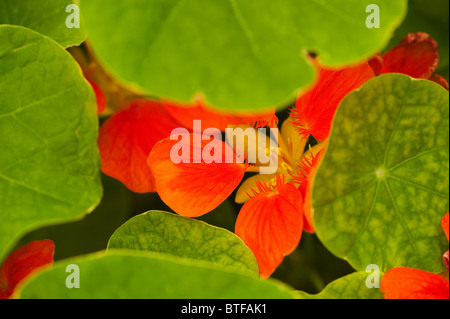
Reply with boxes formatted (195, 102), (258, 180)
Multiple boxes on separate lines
(311, 74), (449, 273)
(16, 250), (294, 298)
(0, 0), (86, 48)
(80, 0), (406, 110)
(108, 210), (258, 276)
(0, 25), (102, 260)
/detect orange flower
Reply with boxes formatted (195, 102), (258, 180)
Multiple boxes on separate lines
(0, 240), (55, 299)
(381, 213), (449, 299)
(148, 118), (324, 278)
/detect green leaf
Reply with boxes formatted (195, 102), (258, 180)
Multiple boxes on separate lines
(0, 0), (86, 48)
(80, 0), (406, 111)
(311, 74), (449, 273)
(296, 272), (384, 299)
(108, 210), (258, 276)
(16, 250), (294, 298)
(0, 25), (102, 260)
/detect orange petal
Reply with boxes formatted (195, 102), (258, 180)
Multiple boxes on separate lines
(380, 32), (439, 79)
(0, 240), (55, 299)
(442, 212), (449, 241)
(148, 133), (246, 217)
(292, 60), (374, 141)
(162, 98), (275, 132)
(301, 148), (324, 233)
(381, 267), (449, 299)
(235, 182), (303, 278)
(98, 99), (181, 193)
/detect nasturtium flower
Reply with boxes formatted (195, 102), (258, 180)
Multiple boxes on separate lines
(147, 56), (380, 277)
(0, 240), (55, 299)
(381, 213), (449, 299)
(370, 32), (449, 90)
(148, 116), (324, 277)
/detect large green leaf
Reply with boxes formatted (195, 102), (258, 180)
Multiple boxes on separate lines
(16, 250), (294, 298)
(0, 0), (86, 48)
(80, 0), (406, 111)
(296, 272), (384, 299)
(108, 210), (258, 276)
(311, 74), (449, 273)
(0, 25), (102, 260)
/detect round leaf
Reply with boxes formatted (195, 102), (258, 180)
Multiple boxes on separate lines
(0, 25), (102, 260)
(17, 250), (294, 298)
(80, 0), (406, 111)
(108, 210), (258, 276)
(311, 74), (449, 273)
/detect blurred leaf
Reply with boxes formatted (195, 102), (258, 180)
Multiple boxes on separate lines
(296, 272), (384, 299)
(108, 210), (258, 276)
(80, 0), (406, 111)
(311, 74), (449, 273)
(0, 0), (86, 48)
(17, 250), (294, 298)
(0, 25), (102, 260)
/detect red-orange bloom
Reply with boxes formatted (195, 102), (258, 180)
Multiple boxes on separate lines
(0, 240), (55, 299)
(291, 60), (375, 141)
(381, 213), (449, 299)
(372, 32), (449, 90)
(147, 116), (325, 277)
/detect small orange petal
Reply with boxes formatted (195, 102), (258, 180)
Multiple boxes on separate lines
(0, 240), (55, 299)
(98, 99), (181, 193)
(292, 60), (374, 141)
(235, 182), (303, 278)
(442, 212), (449, 241)
(87, 79), (106, 114)
(380, 32), (439, 79)
(148, 133), (246, 217)
(381, 267), (449, 299)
